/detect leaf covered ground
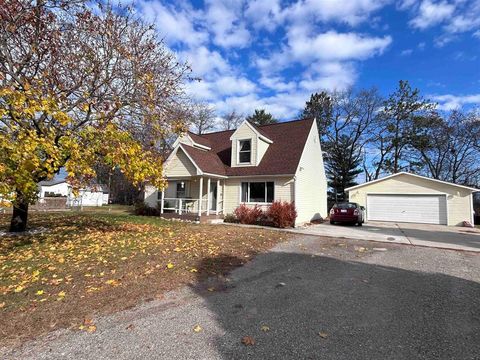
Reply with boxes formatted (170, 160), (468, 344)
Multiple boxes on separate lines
(0, 211), (289, 346)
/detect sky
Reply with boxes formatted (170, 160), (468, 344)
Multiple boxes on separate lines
(119, 0), (480, 121)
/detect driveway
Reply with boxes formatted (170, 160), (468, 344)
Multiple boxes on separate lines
(295, 221), (480, 252)
(3, 234), (480, 360)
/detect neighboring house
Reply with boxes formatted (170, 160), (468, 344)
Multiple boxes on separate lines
(346, 172), (479, 226)
(38, 179), (70, 197)
(144, 118), (328, 225)
(38, 180), (109, 207)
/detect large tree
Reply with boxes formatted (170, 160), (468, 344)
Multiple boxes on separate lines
(0, 1), (190, 231)
(246, 109), (277, 126)
(377, 80), (435, 174)
(411, 110), (480, 185)
(302, 89), (382, 202)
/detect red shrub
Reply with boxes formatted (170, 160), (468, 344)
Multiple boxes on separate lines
(234, 204), (263, 224)
(267, 201), (297, 228)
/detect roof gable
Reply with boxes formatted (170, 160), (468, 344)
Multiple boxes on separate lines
(346, 172), (480, 192)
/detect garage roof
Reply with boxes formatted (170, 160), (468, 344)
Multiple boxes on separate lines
(346, 172), (480, 192)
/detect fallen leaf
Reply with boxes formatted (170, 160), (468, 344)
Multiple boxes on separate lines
(126, 324), (135, 330)
(260, 325), (270, 332)
(36, 290), (44, 295)
(14, 285), (25, 293)
(0, 302), (5, 308)
(189, 268), (198, 273)
(166, 263), (174, 269)
(193, 325), (202, 333)
(319, 331), (329, 339)
(207, 287), (215, 292)
(87, 325), (97, 333)
(241, 336), (255, 346)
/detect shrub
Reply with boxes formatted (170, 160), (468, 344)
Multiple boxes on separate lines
(234, 204), (263, 224)
(267, 201), (297, 228)
(223, 213), (238, 223)
(134, 201), (160, 216)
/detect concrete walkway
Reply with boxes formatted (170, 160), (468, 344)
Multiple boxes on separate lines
(294, 221), (480, 252)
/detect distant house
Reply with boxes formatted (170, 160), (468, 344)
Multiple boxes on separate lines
(38, 180), (109, 207)
(144, 118), (328, 225)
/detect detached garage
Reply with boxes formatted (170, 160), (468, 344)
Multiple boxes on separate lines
(346, 172), (478, 226)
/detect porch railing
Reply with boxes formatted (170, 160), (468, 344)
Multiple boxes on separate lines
(160, 198), (223, 215)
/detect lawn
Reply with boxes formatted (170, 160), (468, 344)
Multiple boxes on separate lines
(0, 211), (289, 346)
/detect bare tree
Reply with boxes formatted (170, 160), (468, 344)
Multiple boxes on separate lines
(189, 103), (217, 134)
(220, 110), (243, 130)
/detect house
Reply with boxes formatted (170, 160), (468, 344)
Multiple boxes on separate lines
(346, 172), (479, 226)
(144, 118), (328, 225)
(38, 180), (109, 207)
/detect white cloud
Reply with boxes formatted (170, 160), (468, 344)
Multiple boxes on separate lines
(205, 0), (251, 48)
(287, 29), (392, 62)
(299, 62), (357, 91)
(283, 0), (390, 26)
(178, 46), (230, 77)
(409, 0), (455, 29)
(401, 49), (414, 55)
(474, 30), (480, 38)
(136, 1), (208, 47)
(432, 94), (480, 110)
(245, 0), (282, 31)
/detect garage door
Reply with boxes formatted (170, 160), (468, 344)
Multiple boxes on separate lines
(367, 194), (447, 225)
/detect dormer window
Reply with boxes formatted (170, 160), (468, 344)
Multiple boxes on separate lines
(238, 139), (251, 164)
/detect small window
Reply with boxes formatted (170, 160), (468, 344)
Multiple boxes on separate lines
(241, 182), (274, 203)
(238, 139), (251, 164)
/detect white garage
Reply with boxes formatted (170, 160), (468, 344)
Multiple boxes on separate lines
(346, 172), (478, 226)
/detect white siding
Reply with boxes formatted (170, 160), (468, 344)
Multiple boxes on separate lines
(39, 182), (70, 197)
(257, 138), (269, 164)
(144, 185), (158, 207)
(223, 177), (294, 214)
(349, 173), (473, 226)
(164, 148), (198, 177)
(294, 121), (328, 225)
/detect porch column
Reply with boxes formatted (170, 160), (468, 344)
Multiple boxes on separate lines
(206, 177), (211, 216)
(160, 190), (164, 214)
(222, 181), (226, 214)
(216, 180), (220, 215)
(198, 177), (203, 216)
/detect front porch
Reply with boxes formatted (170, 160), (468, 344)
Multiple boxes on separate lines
(159, 176), (225, 217)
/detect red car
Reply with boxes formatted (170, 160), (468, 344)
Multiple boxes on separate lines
(329, 202), (365, 226)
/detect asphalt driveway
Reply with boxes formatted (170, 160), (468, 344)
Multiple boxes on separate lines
(296, 221), (480, 252)
(3, 234), (479, 360)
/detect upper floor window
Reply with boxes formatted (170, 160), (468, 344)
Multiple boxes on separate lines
(238, 139), (251, 164)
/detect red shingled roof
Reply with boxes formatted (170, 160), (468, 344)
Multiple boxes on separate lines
(187, 131), (212, 148)
(179, 118), (314, 176)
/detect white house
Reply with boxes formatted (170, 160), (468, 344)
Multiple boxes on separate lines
(38, 180), (109, 207)
(144, 118), (328, 225)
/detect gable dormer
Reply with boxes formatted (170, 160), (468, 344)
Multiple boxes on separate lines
(229, 120), (273, 167)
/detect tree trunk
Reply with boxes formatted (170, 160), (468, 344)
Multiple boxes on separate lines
(9, 196), (29, 233)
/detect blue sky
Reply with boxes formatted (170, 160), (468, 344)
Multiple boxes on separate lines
(121, 0), (480, 120)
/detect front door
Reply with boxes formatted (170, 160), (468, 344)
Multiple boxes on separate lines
(210, 183), (217, 211)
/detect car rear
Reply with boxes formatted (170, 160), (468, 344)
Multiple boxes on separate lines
(330, 203), (363, 225)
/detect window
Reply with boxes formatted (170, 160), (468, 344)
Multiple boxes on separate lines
(176, 182), (186, 198)
(241, 182), (274, 203)
(238, 139), (251, 164)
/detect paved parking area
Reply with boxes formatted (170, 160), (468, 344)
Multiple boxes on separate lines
(295, 221), (480, 252)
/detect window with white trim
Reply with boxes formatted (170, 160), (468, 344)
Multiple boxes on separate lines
(241, 182), (274, 203)
(238, 139), (251, 164)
